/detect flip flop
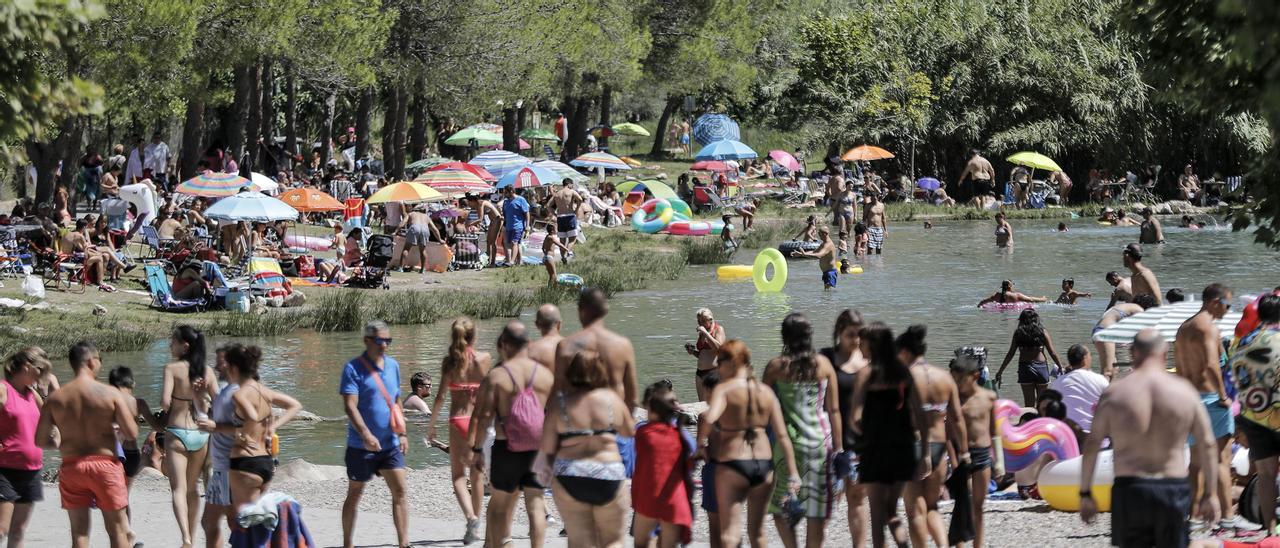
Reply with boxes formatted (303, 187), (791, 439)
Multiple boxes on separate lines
(98, 283), (117, 293)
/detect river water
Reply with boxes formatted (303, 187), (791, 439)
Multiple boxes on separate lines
(84, 217), (1278, 468)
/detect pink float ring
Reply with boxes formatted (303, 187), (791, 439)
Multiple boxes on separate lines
(995, 398), (1080, 472)
(980, 301), (1037, 311)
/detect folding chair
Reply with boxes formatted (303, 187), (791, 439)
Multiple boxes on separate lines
(543, 144), (557, 161)
(144, 263), (205, 312)
(138, 225), (176, 260)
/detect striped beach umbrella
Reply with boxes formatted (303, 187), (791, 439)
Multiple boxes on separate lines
(468, 150), (531, 179)
(694, 140), (758, 161)
(533, 160), (589, 184)
(413, 170), (493, 196)
(366, 182), (446, 204)
(427, 161), (497, 182)
(496, 165), (561, 189)
(570, 152), (631, 171)
(175, 171), (252, 197)
(692, 113), (741, 146)
(1091, 301), (1243, 344)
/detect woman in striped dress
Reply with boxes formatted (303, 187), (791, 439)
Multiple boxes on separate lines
(763, 313), (845, 548)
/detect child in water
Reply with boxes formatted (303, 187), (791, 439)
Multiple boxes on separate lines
(852, 222), (868, 257)
(1056, 222), (1068, 232)
(721, 214), (739, 257)
(1055, 278), (1092, 304)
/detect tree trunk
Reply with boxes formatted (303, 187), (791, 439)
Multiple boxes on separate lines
(29, 114), (78, 205)
(651, 95), (679, 157)
(61, 116), (85, 213)
(180, 74), (208, 179)
(355, 87), (373, 162)
(568, 94), (593, 160)
(408, 78), (427, 163)
(284, 66), (297, 171)
(226, 64), (252, 161)
(244, 63), (262, 175)
(380, 83), (398, 177)
(320, 91), (337, 167)
(598, 84), (613, 151)
(502, 107), (518, 153)
(516, 102), (527, 136)
(393, 83), (409, 179)
(260, 58), (275, 142)
(559, 96), (577, 162)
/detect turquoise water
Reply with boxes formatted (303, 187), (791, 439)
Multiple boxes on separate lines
(89, 217), (1279, 468)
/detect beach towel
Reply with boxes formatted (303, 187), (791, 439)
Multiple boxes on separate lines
(231, 498), (315, 548)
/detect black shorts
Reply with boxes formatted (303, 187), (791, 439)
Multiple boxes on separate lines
(489, 440), (541, 493)
(1111, 476), (1190, 548)
(1018, 361), (1051, 385)
(858, 443), (919, 484)
(0, 468), (43, 504)
(345, 445), (405, 482)
(1240, 418), (1280, 460)
(121, 448), (142, 478)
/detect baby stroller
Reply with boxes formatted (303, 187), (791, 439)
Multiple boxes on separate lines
(345, 233), (393, 289)
(449, 233), (485, 271)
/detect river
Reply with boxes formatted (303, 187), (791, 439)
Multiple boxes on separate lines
(84, 217), (1278, 468)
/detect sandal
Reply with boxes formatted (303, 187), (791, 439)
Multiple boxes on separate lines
(98, 283), (117, 293)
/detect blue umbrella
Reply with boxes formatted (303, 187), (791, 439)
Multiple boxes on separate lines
(916, 177), (942, 190)
(468, 150), (531, 180)
(694, 140), (758, 161)
(692, 113), (741, 146)
(204, 191), (299, 222)
(496, 165), (562, 189)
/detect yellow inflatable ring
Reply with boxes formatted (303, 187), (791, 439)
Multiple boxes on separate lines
(1038, 451), (1114, 512)
(752, 248), (788, 292)
(717, 265), (753, 280)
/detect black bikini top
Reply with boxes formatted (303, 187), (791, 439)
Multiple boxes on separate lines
(556, 391), (617, 440)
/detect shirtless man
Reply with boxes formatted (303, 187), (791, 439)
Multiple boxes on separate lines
(400, 206), (441, 273)
(1080, 329), (1219, 547)
(1139, 208), (1164, 244)
(1093, 293), (1158, 379)
(825, 169), (845, 209)
(863, 193), (887, 254)
(467, 194), (503, 268)
(1123, 243), (1162, 305)
(1175, 284), (1251, 532)
(527, 304), (564, 370)
(791, 226), (838, 289)
(548, 179), (583, 255)
(956, 149), (996, 202)
(35, 341), (138, 548)
(1105, 271), (1134, 309)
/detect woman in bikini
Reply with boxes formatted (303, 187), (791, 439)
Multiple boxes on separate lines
(976, 280), (1048, 308)
(219, 344), (302, 507)
(994, 212), (1013, 248)
(427, 317), (491, 542)
(697, 340), (799, 548)
(819, 310), (870, 547)
(898, 325), (969, 548)
(537, 350), (635, 547)
(160, 325), (219, 548)
(685, 308), (726, 401)
(995, 309), (1065, 407)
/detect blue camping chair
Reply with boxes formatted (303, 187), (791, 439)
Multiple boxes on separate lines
(144, 263), (205, 312)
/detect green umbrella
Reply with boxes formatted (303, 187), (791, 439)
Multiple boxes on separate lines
(1006, 151), (1062, 172)
(445, 128), (502, 146)
(612, 122), (651, 137)
(520, 128), (560, 142)
(616, 179), (677, 200)
(406, 156), (449, 171)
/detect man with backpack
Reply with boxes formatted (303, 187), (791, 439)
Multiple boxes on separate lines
(467, 321), (554, 547)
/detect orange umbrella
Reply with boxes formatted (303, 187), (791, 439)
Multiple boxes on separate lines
(278, 187), (345, 212)
(842, 145), (895, 161)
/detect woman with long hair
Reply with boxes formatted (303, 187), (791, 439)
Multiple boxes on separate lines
(161, 325), (219, 548)
(897, 325), (968, 547)
(995, 309), (1065, 406)
(697, 340), (799, 548)
(0, 348), (49, 546)
(819, 310), (870, 547)
(849, 323), (930, 547)
(538, 349), (635, 548)
(762, 313), (844, 548)
(218, 345), (302, 507)
(427, 317), (491, 544)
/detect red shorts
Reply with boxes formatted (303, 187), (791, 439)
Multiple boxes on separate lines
(60, 455), (128, 511)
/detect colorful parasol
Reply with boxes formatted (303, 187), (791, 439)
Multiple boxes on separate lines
(468, 150), (531, 179)
(691, 160), (731, 172)
(413, 170), (494, 196)
(175, 171), (252, 197)
(496, 165), (562, 189)
(768, 150), (801, 172)
(427, 161), (497, 182)
(842, 145), (895, 161)
(533, 160), (589, 183)
(570, 152), (632, 170)
(366, 182), (446, 204)
(278, 188), (345, 212)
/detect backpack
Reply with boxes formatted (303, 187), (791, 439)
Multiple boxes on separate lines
(500, 365), (544, 452)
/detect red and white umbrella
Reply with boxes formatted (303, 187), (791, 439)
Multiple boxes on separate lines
(427, 161), (497, 182)
(412, 170), (493, 196)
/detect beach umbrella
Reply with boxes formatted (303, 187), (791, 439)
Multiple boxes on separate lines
(768, 150), (801, 172)
(611, 122), (651, 137)
(465, 123), (502, 133)
(533, 160), (589, 183)
(427, 161), (497, 182)
(1091, 301), (1243, 344)
(445, 127), (502, 147)
(432, 208), (467, 220)
(175, 171), (252, 197)
(692, 113), (741, 146)
(619, 156), (643, 167)
(498, 138), (532, 151)
(248, 172), (280, 195)
(278, 188), (345, 212)
(496, 165), (562, 189)
(366, 182), (446, 204)
(405, 156), (449, 172)
(570, 152), (631, 171)
(413, 170), (493, 196)
(204, 191), (299, 222)
(842, 145), (895, 162)
(469, 150), (531, 179)
(917, 177), (942, 191)
(694, 139), (758, 161)
(615, 180), (678, 200)
(690, 160), (731, 172)
(520, 128), (560, 142)
(1007, 151), (1062, 172)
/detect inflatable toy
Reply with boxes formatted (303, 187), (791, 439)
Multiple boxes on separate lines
(631, 199), (674, 234)
(717, 265), (753, 280)
(1039, 450), (1113, 512)
(995, 399), (1079, 472)
(1236, 290), (1280, 338)
(843, 265), (863, 274)
(752, 249), (787, 293)
(119, 183), (158, 229)
(668, 198), (693, 221)
(707, 220), (725, 235)
(557, 273), (584, 286)
(284, 234), (334, 251)
(777, 239), (820, 258)
(980, 301), (1037, 311)
(666, 220), (712, 236)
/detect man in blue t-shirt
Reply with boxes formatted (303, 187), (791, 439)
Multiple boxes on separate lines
(339, 320), (410, 548)
(501, 186), (530, 266)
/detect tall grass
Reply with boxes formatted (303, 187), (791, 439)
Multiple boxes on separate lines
(205, 311), (305, 337)
(681, 238), (730, 265)
(0, 310), (156, 356)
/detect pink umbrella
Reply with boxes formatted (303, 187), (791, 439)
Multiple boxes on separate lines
(498, 139), (533, 151)
(769, 150), (801, 172)
(690, 160), (730, 172)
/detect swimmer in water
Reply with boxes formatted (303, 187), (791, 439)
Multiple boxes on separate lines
(1056, 222), (1068, 232)
(1055, 278), (1092, 305)
(791, 226), (838, 289)
(1180, 215), (1195, 228)
(923, 221), (933, 229)
(977, 280), (1048, 308)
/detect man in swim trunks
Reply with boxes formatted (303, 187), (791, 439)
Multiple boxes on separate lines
(1105, 271), (1134, 309)
(956, 149), (996, 202)
(549, 179), (583, 256)
(1123, 243), (1162, 305)
(340, 321), (411, 548)
(501, 186), (530, 266)
(791, 226), (838, 289)
(863, 192), (887, 254)
(35, 341), (137, 548)
(527, 304), (563, 371)
(1080, 329), (1219, 547)
(400, 205), (441, 273)
(1175, 284), (1254, 533)
(1139, 208), (1164, 244)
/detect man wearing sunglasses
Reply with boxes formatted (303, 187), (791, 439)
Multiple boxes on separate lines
(1175, 284), (1253, 533)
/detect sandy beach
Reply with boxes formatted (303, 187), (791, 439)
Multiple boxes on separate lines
(25, 458), (1115, 547)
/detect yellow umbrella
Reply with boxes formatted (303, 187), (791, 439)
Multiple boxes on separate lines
(842, 145), (895, 161)
(366, 182), (445, 204)
(618, 156), (643, 167)
(1006, 151), (1062, 172)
